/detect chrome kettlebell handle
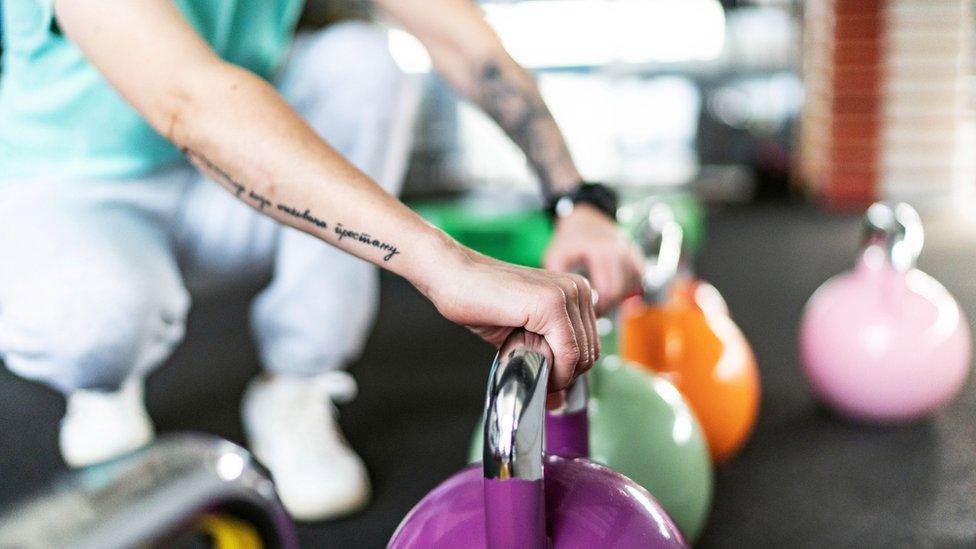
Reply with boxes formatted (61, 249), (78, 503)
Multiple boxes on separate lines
(483, 330), (552, 482)
(638, 201), (685, 303)
(862, 202), (924, 272)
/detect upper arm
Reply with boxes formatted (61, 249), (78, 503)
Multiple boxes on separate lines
(53, 0), (225, 137)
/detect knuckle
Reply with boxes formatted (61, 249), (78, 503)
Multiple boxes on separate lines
(579, 348), (591, 365)
(546, 286), (567, 306)
(560, 341), (581, 363)
(571, 273), (591, 292)
(563, 278), (580, 299)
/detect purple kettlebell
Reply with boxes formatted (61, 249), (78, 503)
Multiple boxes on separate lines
(389, 330), (688, 549)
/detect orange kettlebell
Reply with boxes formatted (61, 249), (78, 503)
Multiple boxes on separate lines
(669, 276), (729, 318)
(619, 203), (760, 464)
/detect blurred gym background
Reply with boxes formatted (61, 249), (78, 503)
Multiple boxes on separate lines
(385, 0), (972, 212)
(1, 0), (975, 547)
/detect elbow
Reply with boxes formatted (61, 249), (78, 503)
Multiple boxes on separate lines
(423, 16), (508, 72)
(455, 29), (508, 70)
(428, 29), (511, 97)
(156, 87), (194, 150)
(150, 73), (205, 152)
(150, 58), (238, 150)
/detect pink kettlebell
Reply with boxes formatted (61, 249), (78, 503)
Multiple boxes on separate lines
(799, 202), (971, 422)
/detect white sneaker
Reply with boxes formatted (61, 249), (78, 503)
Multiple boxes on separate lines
(59, 380), (155, 468)
(242, 371), (370, 521)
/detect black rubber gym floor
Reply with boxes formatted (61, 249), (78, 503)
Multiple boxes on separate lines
(1, 202), (974, 548)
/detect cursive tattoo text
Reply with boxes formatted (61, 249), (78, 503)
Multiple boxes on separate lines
(277, 203), (328, 229)
(335, 223), (400, 261)
(182, 149), (401, 262)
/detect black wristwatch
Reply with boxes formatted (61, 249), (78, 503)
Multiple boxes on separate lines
(546, 182), (618, 222)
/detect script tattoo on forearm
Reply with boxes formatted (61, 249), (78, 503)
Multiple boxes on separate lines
(335, 223), (400, 261)
(475, 60), (578, 195)
(276, 203), (328, 229)
(183, 148), (271, 210)
(182, 149), (401, 261)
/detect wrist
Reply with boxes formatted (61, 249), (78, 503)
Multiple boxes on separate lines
(554, 203), (608, 226)
(547, 182), (618, 223)
(544, 168), (586, 194)
(405, 226), (473, 301)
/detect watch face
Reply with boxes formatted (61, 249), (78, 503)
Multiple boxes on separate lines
(555, 196), (575, 218)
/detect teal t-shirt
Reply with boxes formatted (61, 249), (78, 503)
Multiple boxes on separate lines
(0, 0), (305, 181)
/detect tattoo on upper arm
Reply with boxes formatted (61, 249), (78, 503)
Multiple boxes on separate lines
(182, 148), (401, 261)
(476, 61), (575, 195)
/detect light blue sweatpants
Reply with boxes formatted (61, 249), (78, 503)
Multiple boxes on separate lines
(0, 23), (419, 393)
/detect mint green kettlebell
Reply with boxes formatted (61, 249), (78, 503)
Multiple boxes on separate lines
(466, 325), (713, 541)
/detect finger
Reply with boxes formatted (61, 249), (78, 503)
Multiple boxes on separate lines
(559, 278), (590, 372)
(569, 274), (596, 368)
(579, 276), (599, 364)
(605, 250), (631, 313)
(607, 255), (627, 311)
(538, 290), (581, 391)
(626, 246), (644, 297)
(586, 255), (616, 315)
(625, 244), (645, 297)
(570, 274), (599, 368)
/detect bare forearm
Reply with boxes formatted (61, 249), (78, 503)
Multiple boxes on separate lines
(166, 64), (457, 292)
(53, 0), (465, 296)
(376, 0), (582, 195)
(50, 0), (602, 381)
(463, 52), (582, 195)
